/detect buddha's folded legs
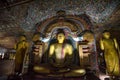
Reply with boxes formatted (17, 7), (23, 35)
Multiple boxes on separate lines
(33, 63), (86, 77)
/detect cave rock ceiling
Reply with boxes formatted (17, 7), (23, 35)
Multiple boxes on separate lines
(0, 0), (120, 35)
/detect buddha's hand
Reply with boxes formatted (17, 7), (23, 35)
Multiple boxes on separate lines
(64, 55), (72, 66)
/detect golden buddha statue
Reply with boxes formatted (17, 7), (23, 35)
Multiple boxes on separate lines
(14, 35), (29, 75)
(33, 29), (86, 77)
(100, 30), (120, 76)
(49, 29), (73, 68)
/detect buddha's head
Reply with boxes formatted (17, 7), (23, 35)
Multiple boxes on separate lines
(103, 30), (110, 39)
(56, 29), (65, 43)
(19, 35), (26, 41)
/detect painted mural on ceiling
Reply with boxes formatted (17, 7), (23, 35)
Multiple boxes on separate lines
(0, 0), (119, 32)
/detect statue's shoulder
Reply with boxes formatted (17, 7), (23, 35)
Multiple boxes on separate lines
(50, 43), (55, 47)
(65, 43), (71, 46)
(64, 43), (72, 48)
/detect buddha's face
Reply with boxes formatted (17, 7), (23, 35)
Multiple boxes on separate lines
(103, 32), (110, 39)
(20, 36), (26, 41)
(57, 33), (65, 43)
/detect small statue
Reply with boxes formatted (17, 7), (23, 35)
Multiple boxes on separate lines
(100, 30), (120, 76)
(14, 35), (29, 75)
(32, 33), (43, 64)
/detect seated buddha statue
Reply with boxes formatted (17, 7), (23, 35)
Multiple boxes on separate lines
(49, 29), (73, 68)
(33, 29), (86, 77)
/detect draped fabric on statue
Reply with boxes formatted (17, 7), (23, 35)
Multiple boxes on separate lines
(102, 39), (120, 76)
(15, 40), (28, 73)
(41, 39), (80, 66)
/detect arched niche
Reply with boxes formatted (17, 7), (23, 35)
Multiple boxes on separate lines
(36, 10), (92, 35)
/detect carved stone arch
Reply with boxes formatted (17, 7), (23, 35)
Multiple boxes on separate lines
(36, 11), (92, 35)
(43, 19), (81, 33)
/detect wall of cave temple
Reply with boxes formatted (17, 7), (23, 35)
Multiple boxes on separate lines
(0, 0), (120, 79)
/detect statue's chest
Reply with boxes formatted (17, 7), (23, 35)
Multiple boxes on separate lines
(54, 44), (66, 59)
(103, 39), (114, 46)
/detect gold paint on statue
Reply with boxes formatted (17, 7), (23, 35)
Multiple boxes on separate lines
(100, 31), (120, 76)
(14, 35), (29, 74)
(49, 31), (73, 68)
